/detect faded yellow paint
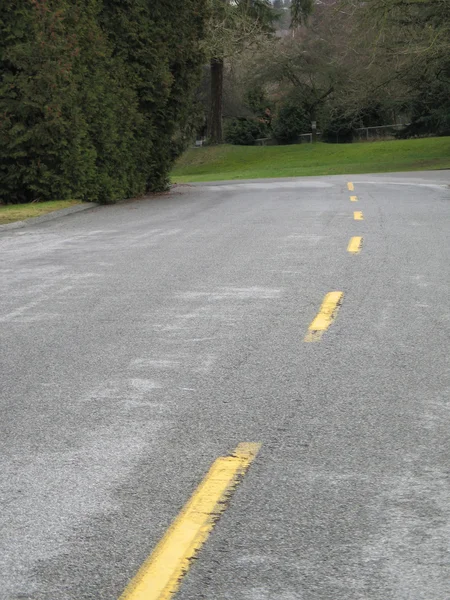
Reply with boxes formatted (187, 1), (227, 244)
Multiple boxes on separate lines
(119, 443), (261, 600)
(354, 211), (364, 220)
(304, 291), (344, 342)
(350, 195), (358, 202)
(347, 236), (363, 254)
(347, 182), (354, 191)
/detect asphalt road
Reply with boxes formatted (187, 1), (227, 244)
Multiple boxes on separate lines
(1, 171), (450, 600)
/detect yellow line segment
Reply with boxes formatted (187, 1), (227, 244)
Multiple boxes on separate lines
(350, 195), (358, 202)
(354, 211), (364, 220)
(347, 236), (363, 254)
(304, 291), (344, 342)
(347, 182), (354, 191)
(119, 443), (261, 600)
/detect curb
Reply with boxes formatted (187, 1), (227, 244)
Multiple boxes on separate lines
(0, 202), (98, 232)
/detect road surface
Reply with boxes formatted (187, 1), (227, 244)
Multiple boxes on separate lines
(1, 171), (450, 600)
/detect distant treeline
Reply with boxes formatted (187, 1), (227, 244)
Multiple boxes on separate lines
(0, 0), (207, 204)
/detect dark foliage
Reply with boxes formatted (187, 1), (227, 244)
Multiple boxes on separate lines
(0, 0), (207, 204)
(272, 101), (310, 144)
(397, 62), (450, 138)
(322, 116), (354, 143)
(224, 117), (269, 145)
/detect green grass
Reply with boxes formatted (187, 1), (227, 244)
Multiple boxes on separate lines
(0, 200), (82, 225)
(171, 137), (450, 183)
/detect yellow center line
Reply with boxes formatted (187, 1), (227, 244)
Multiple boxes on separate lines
(354, 211), (364, 220)
(347, 182), (354, 191)
(350, 195), (358, 202)
(304, 291), (344, 342)
(119, 443), (261, 600)
(347, 236), (363, 254)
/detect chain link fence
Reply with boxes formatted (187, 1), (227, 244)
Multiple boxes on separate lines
(193, 124), (409, 147)
(352, 124), (408, 141)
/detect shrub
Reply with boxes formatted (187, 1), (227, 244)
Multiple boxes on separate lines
(272, 102), (310, 144)
(397, 75), (450, 138)
(321, 116), (354, 144)
(224, 117), (269, 145)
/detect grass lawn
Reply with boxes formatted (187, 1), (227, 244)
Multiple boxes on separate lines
(171, 137), (450, 183)
(0, 200), (82, 225)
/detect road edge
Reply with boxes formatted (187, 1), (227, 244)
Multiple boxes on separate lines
(0, 202), (98, 232)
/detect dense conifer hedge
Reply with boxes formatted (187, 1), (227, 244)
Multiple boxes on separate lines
(0, 0), (207, 204)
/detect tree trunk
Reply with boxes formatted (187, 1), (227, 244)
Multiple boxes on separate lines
(208, 57), (224, 144)
(310, 108), (317, 143)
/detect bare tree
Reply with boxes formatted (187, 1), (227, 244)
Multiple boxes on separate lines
(205, 0), (276, 143)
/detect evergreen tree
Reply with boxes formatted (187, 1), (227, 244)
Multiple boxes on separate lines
(0, 0), (207, 203)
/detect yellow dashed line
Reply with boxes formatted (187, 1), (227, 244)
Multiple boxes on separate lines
(119, 443), (261, 600)
(347, 182), (354, 191)
(354, 211), (364, 220)
(304, 291), (344, 342)
(347, 236), (363, 254)
(350, 195), (358, 202)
